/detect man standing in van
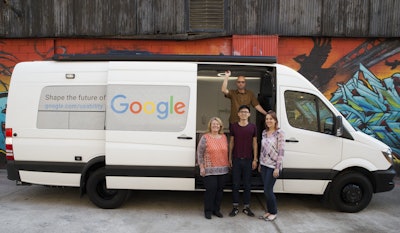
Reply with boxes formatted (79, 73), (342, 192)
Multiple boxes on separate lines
(228, 105), (258, 217)
(221, 70), (267, 125)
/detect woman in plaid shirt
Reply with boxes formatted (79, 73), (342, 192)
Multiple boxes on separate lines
(258, 110), (285, 221)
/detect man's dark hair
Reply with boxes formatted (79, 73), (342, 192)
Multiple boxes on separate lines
(238, 105), (250, 112)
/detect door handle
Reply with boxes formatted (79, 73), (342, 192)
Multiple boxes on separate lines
(286, 138), (299, 143)
(178, 135), (193, 140)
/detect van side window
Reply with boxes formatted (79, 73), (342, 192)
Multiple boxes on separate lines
(285, 91), (335, 134)
(37, 85), (106, 130)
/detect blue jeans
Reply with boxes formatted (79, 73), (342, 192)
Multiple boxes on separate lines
(232, 158), (252, 206)
(260, 165), (278, 214)
(203, 174), (225, 214)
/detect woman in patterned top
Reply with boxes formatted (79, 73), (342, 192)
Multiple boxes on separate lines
(258, 110), (285, 221)
(197, 117), (230, 219)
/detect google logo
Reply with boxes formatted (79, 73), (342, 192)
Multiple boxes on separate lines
(110, 94), (186, 119)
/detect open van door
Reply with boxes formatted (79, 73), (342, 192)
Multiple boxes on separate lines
(105, 62), (197, 191)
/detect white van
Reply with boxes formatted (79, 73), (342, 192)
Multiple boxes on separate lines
(5, 55), (396, 212)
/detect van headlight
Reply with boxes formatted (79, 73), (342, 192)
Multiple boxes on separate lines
(382, 148), (393, 164)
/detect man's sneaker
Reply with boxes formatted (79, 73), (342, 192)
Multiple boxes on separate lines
(243, 207), (255, 217)
(229, 207), (239, 217)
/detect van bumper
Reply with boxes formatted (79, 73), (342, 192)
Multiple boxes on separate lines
(372, 166), (397, 193)
(6, 160), (21, 181)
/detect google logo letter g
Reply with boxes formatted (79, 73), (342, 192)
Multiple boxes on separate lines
(110, 94), (186, 120)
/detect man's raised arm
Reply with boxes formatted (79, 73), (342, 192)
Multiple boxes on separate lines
(221, 70), (231, 95)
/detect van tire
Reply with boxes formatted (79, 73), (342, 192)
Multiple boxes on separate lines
(86, 167), (129, 209)
(329, 172), (373, 213)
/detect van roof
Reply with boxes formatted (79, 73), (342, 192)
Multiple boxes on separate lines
(52, 54), (277, 64)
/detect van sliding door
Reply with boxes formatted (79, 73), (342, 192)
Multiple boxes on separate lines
(105, 62), (197, 190)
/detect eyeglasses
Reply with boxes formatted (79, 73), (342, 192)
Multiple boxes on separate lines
(237, 81), (245, 83)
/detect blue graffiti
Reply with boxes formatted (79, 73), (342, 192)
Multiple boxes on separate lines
(0, 92), (6, 155)
(330, 64), (400, 159)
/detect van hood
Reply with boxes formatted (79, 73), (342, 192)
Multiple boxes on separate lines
(351, 130), (390, 152)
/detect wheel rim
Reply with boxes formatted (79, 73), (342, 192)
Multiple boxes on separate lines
(341, 184), (363, 204)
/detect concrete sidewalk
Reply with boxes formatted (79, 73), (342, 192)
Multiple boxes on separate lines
(1, 169), (399, 233)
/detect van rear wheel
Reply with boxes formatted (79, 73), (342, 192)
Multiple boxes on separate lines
(329, 172), (373, 213)
(86, 167), (129, 209)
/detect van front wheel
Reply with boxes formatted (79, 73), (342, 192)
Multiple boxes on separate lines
(86, 167), (129, 209)
(329, 172), (373, 213)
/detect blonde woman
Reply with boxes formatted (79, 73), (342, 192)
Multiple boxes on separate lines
(197, 117), (229, 219)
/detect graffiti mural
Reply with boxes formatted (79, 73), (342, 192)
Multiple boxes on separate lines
(0, 41), (17, 155)
(292, 38), (336, 90)
(331, 64), (400, 157)
(279, 37), (400, 159)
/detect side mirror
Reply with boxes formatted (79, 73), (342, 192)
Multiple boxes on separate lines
(335, 116), (343, 137)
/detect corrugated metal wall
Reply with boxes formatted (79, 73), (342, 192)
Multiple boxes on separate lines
(277, 0), (322, 36)
(321, 0), (370, 36)
(1, 0), (400, 38)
